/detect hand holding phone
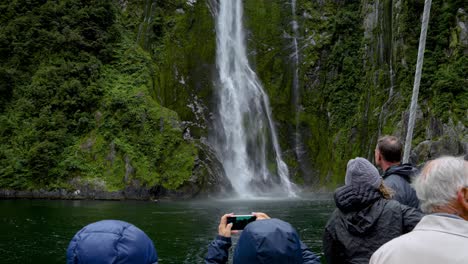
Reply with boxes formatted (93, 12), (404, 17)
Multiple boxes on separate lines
(218, 213), (238, 237)
(227, 215), (257, 230)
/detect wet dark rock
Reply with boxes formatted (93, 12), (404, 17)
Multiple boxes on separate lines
(410, 119), (467, 165)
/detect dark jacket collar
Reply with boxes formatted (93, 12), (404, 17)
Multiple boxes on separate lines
(383, 163), (417, 182)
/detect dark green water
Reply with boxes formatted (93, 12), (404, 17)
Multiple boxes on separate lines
(0, 198), (334, 263)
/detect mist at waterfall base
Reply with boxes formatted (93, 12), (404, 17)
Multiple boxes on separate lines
(211, 0), (296, 198)
(0, 198), (333, 263)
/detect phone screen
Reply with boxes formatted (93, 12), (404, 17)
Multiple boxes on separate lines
(227, 215), (257, 230)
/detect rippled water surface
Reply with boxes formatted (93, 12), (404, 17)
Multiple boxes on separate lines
(0, 197), (334, 263)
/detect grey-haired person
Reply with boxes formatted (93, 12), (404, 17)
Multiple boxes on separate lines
(370, 156), (468, 264)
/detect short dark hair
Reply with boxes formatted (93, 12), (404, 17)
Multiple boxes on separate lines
(377, 136), (402, 163)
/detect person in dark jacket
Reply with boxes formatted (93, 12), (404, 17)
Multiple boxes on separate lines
(375, 135), (419, 208)
(323, 157), (423, 264)
(205, 212), (320, 264)
(66, 220), (158, 264)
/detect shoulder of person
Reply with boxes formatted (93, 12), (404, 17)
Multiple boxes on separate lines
(382, 199), (404, 210)
(370, 230), (416, 263)
(383, 175), (399, 187)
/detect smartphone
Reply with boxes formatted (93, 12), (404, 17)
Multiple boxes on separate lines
(227, 215), (257, 230)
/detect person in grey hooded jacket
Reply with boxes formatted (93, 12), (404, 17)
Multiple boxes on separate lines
(205, 212), (320, 264)
(323, 157), (423, 264)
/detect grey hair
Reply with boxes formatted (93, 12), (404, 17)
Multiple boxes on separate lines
(413, 156), (468, 213)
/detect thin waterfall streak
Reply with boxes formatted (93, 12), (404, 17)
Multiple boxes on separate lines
(389, 65), (395, 98)
(290, 0), (303, 162)
(259, 89), (295, 193)
(378, 56), (396, 136)
(137, 0), (156, 47)
(213, 0), (296, 197)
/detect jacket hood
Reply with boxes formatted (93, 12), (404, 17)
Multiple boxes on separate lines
(233, 219), (302, 264)
(334, 184), (384, 235)
(66, 220), (158, 264)
(383, 163), (417, 182)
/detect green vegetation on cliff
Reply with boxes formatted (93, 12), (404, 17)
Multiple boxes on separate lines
(0, 0), (196, 192)
(0, 0), (465, 193)
(242, 0), (466, 187)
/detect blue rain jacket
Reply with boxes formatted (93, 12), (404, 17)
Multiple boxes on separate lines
(66, 220), (158, 264)
(205, 218), (320, 264)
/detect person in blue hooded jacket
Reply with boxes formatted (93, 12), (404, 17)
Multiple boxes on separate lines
(205, 212), (320, 264)
(66, 220), (158, 264)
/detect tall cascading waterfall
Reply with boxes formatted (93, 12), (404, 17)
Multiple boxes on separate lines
(213, 0), (296, 197)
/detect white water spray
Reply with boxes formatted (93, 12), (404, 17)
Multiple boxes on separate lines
(213, 0), (296, 197)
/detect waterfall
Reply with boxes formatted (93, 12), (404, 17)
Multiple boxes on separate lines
(290, 0), (303, 161)
(137, 0), (157, 49)
(213, 0), (296, 197)
(377, 64), (396, 136)
(291, 0), (300, 111)
(289, 0), (313, 184)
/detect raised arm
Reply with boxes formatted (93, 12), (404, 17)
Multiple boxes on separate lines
(205, 213), (236, 264)
(205, 235), (232, 264)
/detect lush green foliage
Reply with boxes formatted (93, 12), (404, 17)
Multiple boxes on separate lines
(131, 0), (216, 125)
(244, 0), (466, 187)
(0, 0), (117, 189)
(0, 0), (196, 191)
(0, 0), (465, 192)
(59, 39), (197, 191)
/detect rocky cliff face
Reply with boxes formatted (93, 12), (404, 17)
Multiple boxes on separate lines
(148, 0), (466, 190)
(0, 0), (465, 198)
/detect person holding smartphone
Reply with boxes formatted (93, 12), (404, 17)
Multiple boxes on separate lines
(205, 212), (320, 264)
